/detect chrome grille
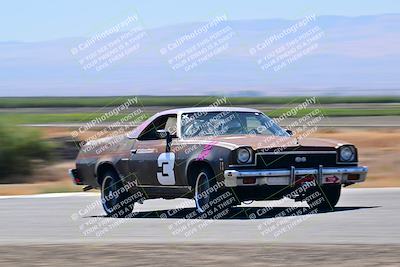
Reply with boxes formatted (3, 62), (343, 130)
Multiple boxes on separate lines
(256, 151), (337, 169)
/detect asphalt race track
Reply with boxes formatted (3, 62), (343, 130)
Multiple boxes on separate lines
(0, 187), (399, 244)
(0, 188), (400, 266)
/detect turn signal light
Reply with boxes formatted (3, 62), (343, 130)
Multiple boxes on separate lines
(347, 174), (359, 180)
(243, 177), (256, 184)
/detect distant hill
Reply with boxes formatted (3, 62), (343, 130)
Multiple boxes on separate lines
(0, 14), (399, 96)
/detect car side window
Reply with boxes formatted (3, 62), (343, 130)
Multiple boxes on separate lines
(165, 116), (177, 136)
(138, 114), (177, 140)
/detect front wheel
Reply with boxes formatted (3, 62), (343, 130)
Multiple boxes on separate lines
(100, 170), (135, 217)
(193, 167), (237, 216)
(194, 168), (214, 213)
(307, 185), (341, 211)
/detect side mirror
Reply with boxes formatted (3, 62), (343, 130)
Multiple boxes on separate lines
(157, 130), (172, 152)
(285, 129), (294, 136)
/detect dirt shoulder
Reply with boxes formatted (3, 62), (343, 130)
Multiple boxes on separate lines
(0, 243), (399, 266)
(312, 128), (400, 188)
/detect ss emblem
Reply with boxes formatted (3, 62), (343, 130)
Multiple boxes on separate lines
(295, 156), (307, 163)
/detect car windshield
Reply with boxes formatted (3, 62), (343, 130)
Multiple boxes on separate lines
(181, 111), (288, 138)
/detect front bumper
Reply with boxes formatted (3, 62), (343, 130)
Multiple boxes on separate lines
(224, 165), (368, 187)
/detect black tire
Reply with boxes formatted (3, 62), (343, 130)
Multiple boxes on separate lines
(100, 169), (135, 218)
(307, 185), (341, 211)
(193, 167), (236, 216)
(194, 167), (216, 213)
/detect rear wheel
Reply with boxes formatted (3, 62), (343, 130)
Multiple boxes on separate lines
(307, 185), (341, 211)
(100, 170), (135, 217)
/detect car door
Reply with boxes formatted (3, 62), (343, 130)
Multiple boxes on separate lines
(129, 114), (178, 186)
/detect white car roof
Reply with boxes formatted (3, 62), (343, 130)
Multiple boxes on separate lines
(161, 106), (261, 114)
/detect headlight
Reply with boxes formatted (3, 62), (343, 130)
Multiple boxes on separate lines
(237, 148), (252, 164)
(339, 146), (355, 161)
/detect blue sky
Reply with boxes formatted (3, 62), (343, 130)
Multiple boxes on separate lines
(1, 0), (400, 41)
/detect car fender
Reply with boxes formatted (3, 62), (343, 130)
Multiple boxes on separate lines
(184, 144), (232, 184)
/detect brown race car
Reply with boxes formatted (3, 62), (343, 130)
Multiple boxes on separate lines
(69, 107), (368, 217)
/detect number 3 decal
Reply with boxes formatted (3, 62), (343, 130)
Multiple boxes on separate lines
(157, 152), (176, 185)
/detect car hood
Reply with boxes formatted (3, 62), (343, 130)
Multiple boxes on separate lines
(198, 135), (346, 151)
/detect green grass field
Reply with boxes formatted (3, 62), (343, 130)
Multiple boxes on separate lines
(0, 96), (399, 123)
(264, 108), (400, 118)
(0, 108), (399, 124)
(0, 113), (151, 124)
(0, 96), (400, 108)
